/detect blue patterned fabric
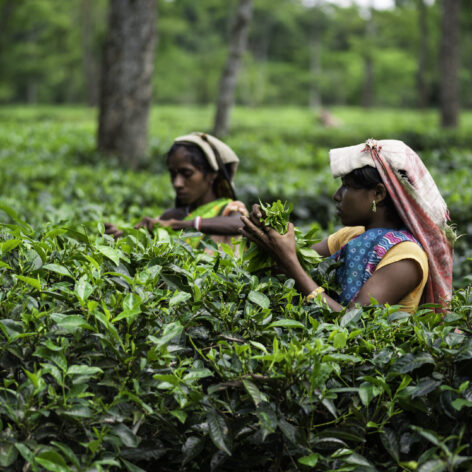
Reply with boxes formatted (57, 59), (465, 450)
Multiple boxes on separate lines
(330, 228), (421, 304)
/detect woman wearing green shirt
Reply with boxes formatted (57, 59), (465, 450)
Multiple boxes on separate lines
(106, 132), (248, 248)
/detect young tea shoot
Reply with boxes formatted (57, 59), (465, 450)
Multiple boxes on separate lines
(259, 200), (292, 234)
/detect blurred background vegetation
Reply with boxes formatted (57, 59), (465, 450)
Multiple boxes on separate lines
(0, 0), (469, 110)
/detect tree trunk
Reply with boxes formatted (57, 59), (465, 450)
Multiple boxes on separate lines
(309, 31), (322, 109)
(439, 0), (460, 128)
(81, 0), (99, 106)
(213, 0), (253, 137)
(416, 0), (429, 108)
(98, 0), (157, 168)
(0, 0), (15, 57)
(27, 81), (37, 104)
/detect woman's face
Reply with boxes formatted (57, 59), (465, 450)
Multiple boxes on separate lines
(333, 175), (376, 227)
(168, 147), (216, 208)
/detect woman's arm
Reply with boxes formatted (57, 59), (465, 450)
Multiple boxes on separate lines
(312, 239), (330, 257)
(240, 205), (422, 312)
(354, 259), (422, 307)
(157, 213), (244, 235)
(239, 205), (344, 311)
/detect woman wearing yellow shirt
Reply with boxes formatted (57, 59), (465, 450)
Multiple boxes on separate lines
(241, 139), (454, 314)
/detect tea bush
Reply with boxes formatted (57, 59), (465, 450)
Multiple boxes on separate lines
(1, 215), (472, 471)
(1, 106), (472, 470)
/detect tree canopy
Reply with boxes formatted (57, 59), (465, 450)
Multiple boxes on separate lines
(0, 0), (470, 108)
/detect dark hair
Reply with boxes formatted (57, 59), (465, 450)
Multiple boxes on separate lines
(345, 166), (399, 219)
(166, 142), (236, 205)
(166, 142), (213, 175)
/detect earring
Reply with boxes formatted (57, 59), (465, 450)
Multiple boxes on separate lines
(372, 200), (377, 213)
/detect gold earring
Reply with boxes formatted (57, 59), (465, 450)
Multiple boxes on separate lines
(372, 200), (377, 213)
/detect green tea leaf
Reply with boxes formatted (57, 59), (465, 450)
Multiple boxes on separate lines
(268, 319), (304, 329)
(169, 291), (192, 306)
(380, 427), (399, 462)
(411, 378), (441, 399)
(278, 418), (299, 444)
(182, 436), (205, 465)
(0, 442), (18, 468)
(170, 409), (188, 424)
(14, 443), (34, 464)
(359, 382), (381, 406)
(0, 239), (21, 253)
(61, 406), (93, 418)
(122, 459), (147, 472)
(392, 353), (435, 374)
(207, 410), (231, 456)
(16, 275), (41, 290)
(148, 322), (183, 348)
(50, 314), (94, 332)
(451, 398), (472, 411)
(417, 459), (446, 472)
(298, 453), (320, 466)
(43, 263), (73, 278)
(248, 290), (270, 309)
(249, 341), (268, 353)
(183, 368), (213, 381)
(333, 332), (347, 348)
(36, 450), (70, 472)
(75, 276), (93, 301)
(259, 200), (292, 234)
(96, 245), (120, 266)
(340, 308), (362, 327)
(243, 379), (267, 406)
(67, 365), (103, 376)
(111, 424), (138, 448)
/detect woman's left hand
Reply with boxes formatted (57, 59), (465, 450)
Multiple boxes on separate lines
(240, 212), (298, 271)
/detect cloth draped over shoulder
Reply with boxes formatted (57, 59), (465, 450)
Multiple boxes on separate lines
(329, 139), (454, 310)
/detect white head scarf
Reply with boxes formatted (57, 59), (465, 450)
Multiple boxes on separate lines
(174, 132), (239, 181)
(329, 139), (449, 230)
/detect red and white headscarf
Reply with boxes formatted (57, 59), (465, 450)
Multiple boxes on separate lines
(329, 139), (454, 309)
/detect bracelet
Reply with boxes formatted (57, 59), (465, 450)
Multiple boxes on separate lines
(193, 216), (202, 231)
(305, 286), (325, 303)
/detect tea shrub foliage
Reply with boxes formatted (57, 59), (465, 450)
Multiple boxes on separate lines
(1, 106), (472, 471)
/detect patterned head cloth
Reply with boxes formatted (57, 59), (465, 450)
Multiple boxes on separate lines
(329, 139), (454, 310)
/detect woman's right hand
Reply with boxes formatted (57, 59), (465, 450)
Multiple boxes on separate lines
(134, 216), (160, 233)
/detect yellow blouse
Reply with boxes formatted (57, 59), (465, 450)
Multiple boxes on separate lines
(327, 226), (429, 313)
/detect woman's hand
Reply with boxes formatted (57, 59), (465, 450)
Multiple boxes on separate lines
(104, 223), (123, 240)
(241, 204), (344, 312)
(134, 216), (160, 232)
(240, 204), (298, 272)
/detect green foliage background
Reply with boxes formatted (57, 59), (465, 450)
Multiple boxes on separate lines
(1, 0), (472, 108)
(1, 106), (472, 470)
